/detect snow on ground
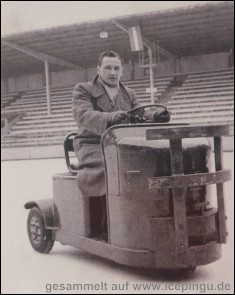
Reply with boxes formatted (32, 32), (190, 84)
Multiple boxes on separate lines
(1, 153), (234, 294)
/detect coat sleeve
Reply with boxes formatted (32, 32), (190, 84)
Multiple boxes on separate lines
(72, 83), (112, 135)
(130, 89), (141, 109)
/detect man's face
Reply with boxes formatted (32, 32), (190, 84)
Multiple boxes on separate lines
(97, 56), (123, 87)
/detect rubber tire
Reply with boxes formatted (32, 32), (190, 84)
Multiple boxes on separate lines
(27, 207), (54, 253)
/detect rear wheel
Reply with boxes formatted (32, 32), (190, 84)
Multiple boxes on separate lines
(27, 207), (54, 253)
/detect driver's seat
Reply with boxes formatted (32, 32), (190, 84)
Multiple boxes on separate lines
(64, 133), (79, 173)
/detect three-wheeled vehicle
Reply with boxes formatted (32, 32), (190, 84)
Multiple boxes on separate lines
(25, 104), (231, 274)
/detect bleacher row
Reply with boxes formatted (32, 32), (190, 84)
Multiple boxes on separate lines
(168, 68), (234, 134)
(1, 68), (234, 148)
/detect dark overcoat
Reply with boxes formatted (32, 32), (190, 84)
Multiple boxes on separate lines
(72, 75), (140, 197)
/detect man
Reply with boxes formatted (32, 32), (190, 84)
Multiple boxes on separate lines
(72, 50), (170, 238)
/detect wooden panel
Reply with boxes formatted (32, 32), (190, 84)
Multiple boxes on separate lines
(146, 124), (230, 141)
(187, 208), (217, 236)
(1, 78), (9, 93)
(180, 52), (230, 73)
(214, 136), (227, 243)
(170, 139), (184, 173)
(51, 69), (86, 87)
(8, 74), (44, 92)
(148, 208), (218, 267)
(170, 139), (189, 265)
(148, 169), (231, 189)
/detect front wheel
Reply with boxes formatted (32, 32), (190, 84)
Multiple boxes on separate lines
(27, 207), (54, 253)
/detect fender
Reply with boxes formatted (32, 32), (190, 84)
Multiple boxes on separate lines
(24, 199), (58, 229)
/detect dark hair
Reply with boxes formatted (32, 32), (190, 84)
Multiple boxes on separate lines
(98, 51), (124, 66)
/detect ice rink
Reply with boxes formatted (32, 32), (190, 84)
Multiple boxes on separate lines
(1, 152), (234, 294)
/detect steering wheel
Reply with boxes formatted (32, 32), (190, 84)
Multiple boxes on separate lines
(127, 104), (168, 123)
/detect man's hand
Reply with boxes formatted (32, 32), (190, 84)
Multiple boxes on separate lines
(153, 109), (171, 123)
(110, 110), (130, 124)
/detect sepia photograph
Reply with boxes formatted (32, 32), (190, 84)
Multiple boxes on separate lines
(1, 1), (234, 294)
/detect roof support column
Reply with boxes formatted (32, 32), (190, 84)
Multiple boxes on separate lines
(44, 60), (51, 115)
(148, 48), (155, 104)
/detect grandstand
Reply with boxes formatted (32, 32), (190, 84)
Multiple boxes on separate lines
(1, 75), (173, 147)
(1, 1), (234, 159)
(168, 67), (234, 133)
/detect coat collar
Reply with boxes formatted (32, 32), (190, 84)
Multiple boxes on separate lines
(91, 75), (105, 98)
(91, 75), (130, 112)
(91, 75), (113, 112)
(91, 75), (128, 98)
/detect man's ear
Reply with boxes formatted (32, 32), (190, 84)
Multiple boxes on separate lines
(97, 66), (100, 74)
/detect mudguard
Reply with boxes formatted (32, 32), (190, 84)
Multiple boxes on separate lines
(24, 199), (56, 229)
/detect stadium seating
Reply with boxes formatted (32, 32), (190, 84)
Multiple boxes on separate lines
(1, 86), (75, 147)
(1, 92), (19, 108)
(1, 76), (173, 147)
(168, 68), (234, 135)
(123, 75), (173, 103)
(1, 68), (234, 148)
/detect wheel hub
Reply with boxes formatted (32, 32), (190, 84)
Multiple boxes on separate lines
(29, 217), (42, 244)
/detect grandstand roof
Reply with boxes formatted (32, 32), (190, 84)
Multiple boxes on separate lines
(1, 1), (234, 78)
